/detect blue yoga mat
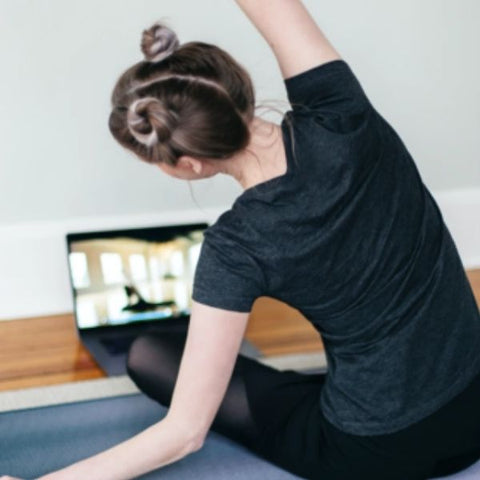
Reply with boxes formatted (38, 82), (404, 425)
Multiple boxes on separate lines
(1, 392), (478, 479)
(0, 393), (301, 479)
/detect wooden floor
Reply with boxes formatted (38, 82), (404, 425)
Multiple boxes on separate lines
(0, 269), (479, 393)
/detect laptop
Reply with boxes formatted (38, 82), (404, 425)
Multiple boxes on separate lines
(66, 222), (260, 376)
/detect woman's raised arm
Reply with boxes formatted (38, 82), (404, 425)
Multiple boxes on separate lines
(235, 0), (341, 79)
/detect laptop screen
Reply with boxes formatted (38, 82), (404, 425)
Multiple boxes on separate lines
(66, 223), (208, 330)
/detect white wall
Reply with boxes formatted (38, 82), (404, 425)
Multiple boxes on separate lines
(1, 0), (479, 319)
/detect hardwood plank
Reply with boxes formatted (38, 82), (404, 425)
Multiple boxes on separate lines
(246, 297), (323, 356)
(0, 314), (104, 392)
(0, 370), (105, 392)
(466, 269), (480, 307)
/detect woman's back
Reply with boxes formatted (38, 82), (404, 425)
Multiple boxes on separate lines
(192, 59), (480, 435)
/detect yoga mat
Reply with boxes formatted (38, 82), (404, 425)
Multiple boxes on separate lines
(0, 392), (301, 479)
(1, 391), (478, 479)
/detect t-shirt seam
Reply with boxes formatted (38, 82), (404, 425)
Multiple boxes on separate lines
(192, 286), (256, 302)
(231, 216), (269, 292)
(284, 60), (372, 119)
(191, 290), (255, 313)
(284, 59), (348, 86)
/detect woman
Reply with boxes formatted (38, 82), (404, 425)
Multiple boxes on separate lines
(11, 1), (480, 479)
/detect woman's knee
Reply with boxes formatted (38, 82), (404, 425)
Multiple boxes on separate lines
(126, 334), (156, 380)
(126, 332), (186, 405)
(128, 330), (185, 370)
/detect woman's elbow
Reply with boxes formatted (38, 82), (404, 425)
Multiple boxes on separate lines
(164, 413), (208, 455)
(189, 434), (206, 453)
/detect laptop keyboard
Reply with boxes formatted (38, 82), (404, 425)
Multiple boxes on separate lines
(100, 335), (138, 356)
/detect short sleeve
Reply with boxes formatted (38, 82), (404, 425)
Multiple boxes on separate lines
(191, 227), (265, 313)
(284, 59), (372, 133)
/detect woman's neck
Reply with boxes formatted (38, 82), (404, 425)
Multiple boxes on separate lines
(221, 116), (287, 191)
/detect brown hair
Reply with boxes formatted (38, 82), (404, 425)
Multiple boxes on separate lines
(108, 23), (256, 166)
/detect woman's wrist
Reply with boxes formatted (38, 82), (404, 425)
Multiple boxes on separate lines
(35, 417), (199, 480)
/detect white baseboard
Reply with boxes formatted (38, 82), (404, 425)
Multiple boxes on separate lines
(432, 188), (480, 270)
(0, 376), (140, 413)
(1, 188), (479, 321)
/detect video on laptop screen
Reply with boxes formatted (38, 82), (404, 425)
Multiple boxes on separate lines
(66, 223), (208, 329)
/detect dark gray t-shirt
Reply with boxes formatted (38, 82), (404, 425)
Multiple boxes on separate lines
(192, 60), (480, 435)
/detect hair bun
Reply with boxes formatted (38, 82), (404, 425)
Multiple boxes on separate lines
(127, 97), (177, 148)
(141, 22), (179, 63)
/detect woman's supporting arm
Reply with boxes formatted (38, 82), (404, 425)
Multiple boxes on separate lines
(37, 415), (200, 480)
(235, 0), (342, 79)
(35, 301), (250, 480)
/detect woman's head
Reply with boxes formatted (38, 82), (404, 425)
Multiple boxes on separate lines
(108, 22), (255, 177)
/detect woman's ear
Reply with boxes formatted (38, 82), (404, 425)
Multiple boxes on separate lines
(178, 155), (203, 175)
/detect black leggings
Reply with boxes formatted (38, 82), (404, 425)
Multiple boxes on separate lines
(126, 327), (480, 480)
